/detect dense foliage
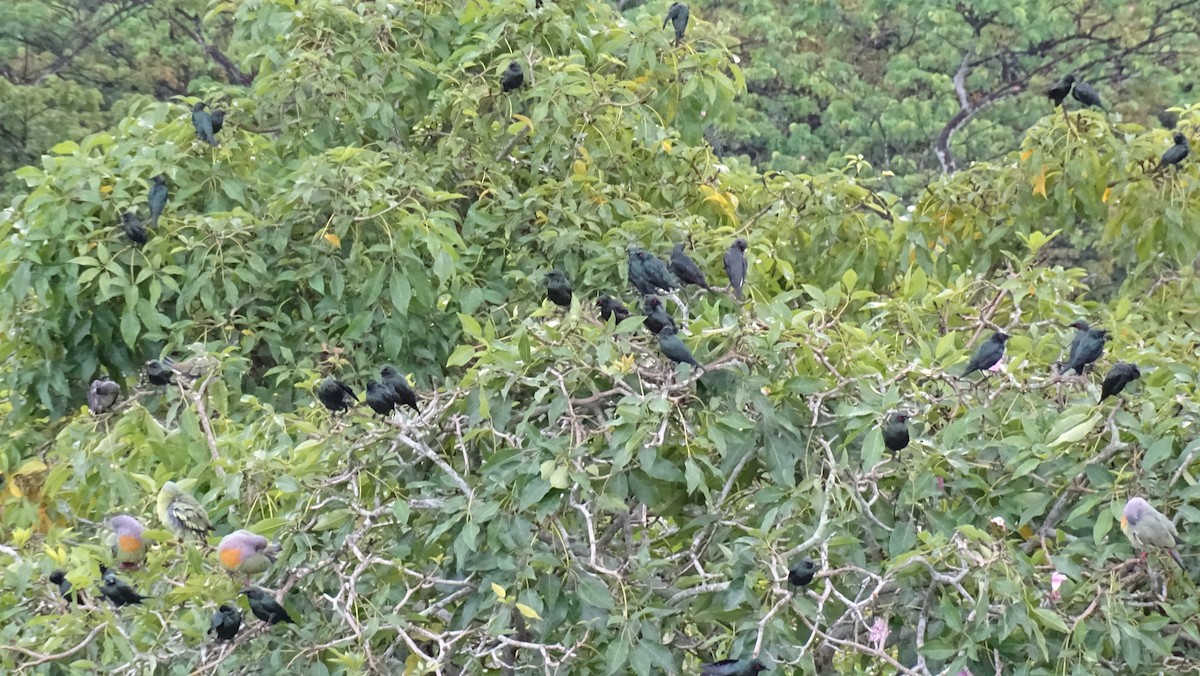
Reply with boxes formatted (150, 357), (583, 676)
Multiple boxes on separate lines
(2, 0), (1200, 674)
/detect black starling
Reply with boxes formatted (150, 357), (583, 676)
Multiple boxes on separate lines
(642, 295), (675, 335)
(209, 604), (242, 641)
(316, 376), (357, 412)
(657, 325), (700, 368)
(669, 242), (712, 291)
(1101, 362), (1141, 401)
(49, 570), (83, 604)
(210, 110), (226, 136)
(1157, 132), (1189, 171)
(723, 238), (748, 300)
(1062, 328), (1107, 375)
(663, 2), (690, 46)
(881, 412), (910, 453)
(122, 210), (147, 245)
(381, 366), (420, 412)
(144, 360), (174, 386)
(241, 588), (294, 625)
(148, 175), (168, 229)
(501, 61), (524, 93)
(365, 380), (398, 416)
(1046, 74), (1075, 107)
(627, 247), (679, 295)
(545, 270), (573, 308)
(88, 378), (120, 414)
(98, 565), (148, 607)
(701, 658), (768, 676)
(961, 332), (1009, 377)
(1065, 320), (1090, 366)
(787, 557), (818, 587)
(597, 294), (631, 324)
(1071, 79), (1104, 110)
(192, 102), (218, 146)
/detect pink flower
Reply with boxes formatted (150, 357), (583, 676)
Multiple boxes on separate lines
(869, 617), (889, 651)
(1049, 571), (1067, 602)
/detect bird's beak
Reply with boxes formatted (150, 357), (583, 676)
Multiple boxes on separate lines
(1120, 516), (1129, 530)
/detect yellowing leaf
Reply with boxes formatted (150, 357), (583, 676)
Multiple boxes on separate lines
(1019, 148), (1034, 162)
(516, 603), (542, 620)
(14, 459), (48, 476)
(323, 233), (341, 247)
(511, 113), (534, 134)
(535, 210), (549, 225)
(1102, 187), (1112, 203)
(661, 140), (672, 153)
(571, 161), (587, 177)
(491, 583), (507, 600)
(11, 527), (31, 547)
(99, 184), (113, 195)
(1032, 167), (1047, 197)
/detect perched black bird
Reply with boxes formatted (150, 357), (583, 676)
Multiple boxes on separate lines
(210, 110), (226, 136)
(1101, 362), (1141, 401)
(148, 175), (168, 229)
(1046, 74), (1075, 107)
(242, 588), (294, 625)
(98, 565), (148, 607)
(381, 366), (420, 412)
(788, 557), (818, 587)
(545, 270), (573, 308)
(701, 658), (768, 676)
(627, 247), (680, 295)
(723, 238), (748, 300)
(1158, 109), (1180, 130)
(961, 332), (1009, 377)
(1064, 320), (1090, 366)
(642, 295), (675, 335)
(192, 102), (218, 146)
(144, 360), (174, 386)
(88, 378), (121, 414)
(1157, 132), (1189, 171)
(669, 242), (712, 291)
(316, 376), (357, 412)
(501, 61), (524, 93)
(597, 294), (630, 324)
(122, 210), (148, 245)
(882, 412), (910, 453)
(1062, 328), (1107, 375)
(663, 2), (690, 46)
(365, 380), (398, 416)
(657, 325), (700, 368)
(1071, 79), (1104, 110)
(210, 604), (242, 641)
(49, 570), (83, 604)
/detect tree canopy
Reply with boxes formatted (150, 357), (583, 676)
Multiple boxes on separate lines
(2, 0), (1200, 674)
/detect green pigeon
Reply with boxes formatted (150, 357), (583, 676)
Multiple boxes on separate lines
(106, 515), (147, 569)
(157, 481), (213, 540)
(1122, 496), (1184, 567)
(217, 529), (281, 576)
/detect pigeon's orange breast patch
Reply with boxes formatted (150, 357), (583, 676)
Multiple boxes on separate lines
(219, 547), (244, 570)
(118, 535), (143, 552)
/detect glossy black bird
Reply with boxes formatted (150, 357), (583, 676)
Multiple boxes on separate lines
(961, 332), (1009, 377)
(788, 557), (818, 587)
(88, 378), (120, 414)
(545, 270), (573, 308)
(669, 242), (712, 291)
(49, 570), (83, 604)
(210, 604), (242, 641)
(242, 588), (294, 625)
(597, 294), (630, 324)
(98, 565), (148, 607)
(210, 110), (226, 136)
(1101, 362), (1141, 401)
(122, 210), (147, 245)
(723, 238), (748, 300)
(501, 61), (524, 93)
(658, 325), (700, 368)
(882, 412), (910, 453)
(192, 102), (218, 146)
(1046, 74), (1075, 107)
(701, 658), (768, 676)
(1157, 132), (1189, 171)
(144, 360), (174, 386)
(148, 175), (168, 229)
(381, 366), (420, 412)
(627, 247), (680, 295)
(1062, 328), (1107, 375)
(1071, 79), (1104, 110)
(365, 380), (398, 416)
(1064, 320), (1090, 366)
(642, 295), (675, 335)
(663, 2), (690, 46)
(316, 376), (357, 412)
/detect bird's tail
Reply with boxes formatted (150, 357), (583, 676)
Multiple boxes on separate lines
(1170, 548), (1184, 568)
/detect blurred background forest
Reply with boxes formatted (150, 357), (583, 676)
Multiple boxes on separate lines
(1, 0), (1200, 673)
